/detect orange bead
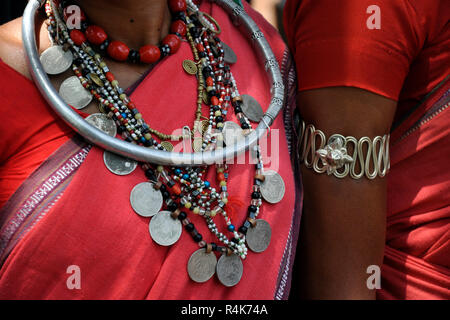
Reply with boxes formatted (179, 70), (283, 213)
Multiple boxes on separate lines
(206, 77), (214, 87)
(105, 72), (115, 82)
(211, 96), (219, 106)
(171, 183), (182, 195)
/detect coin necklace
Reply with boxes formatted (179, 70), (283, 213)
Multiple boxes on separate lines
(44, 0), (285, 287)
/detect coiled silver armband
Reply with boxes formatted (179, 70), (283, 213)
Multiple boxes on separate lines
(297, 121), (390, 179)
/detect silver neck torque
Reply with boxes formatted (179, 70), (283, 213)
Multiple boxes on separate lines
(22, 0), (285, 166)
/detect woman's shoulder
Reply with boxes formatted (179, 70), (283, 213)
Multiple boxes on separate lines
(0, 17), (32, 80)
(0, 15), (51, 80)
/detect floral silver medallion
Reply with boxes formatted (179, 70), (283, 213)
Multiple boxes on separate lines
(316, 136), (353, 175)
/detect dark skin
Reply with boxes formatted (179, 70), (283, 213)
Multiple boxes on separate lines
(0, 1), (396, 300)
(296, 87), (397, 299)
(0, 0), (172, 115)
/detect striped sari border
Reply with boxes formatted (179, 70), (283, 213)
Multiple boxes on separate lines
(0, 136), (91, 266)
(274, 48), (303, 300)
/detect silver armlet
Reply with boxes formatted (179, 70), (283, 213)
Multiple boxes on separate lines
(297, 121), (390, 179)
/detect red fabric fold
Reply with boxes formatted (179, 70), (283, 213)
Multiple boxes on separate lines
(0, 2), (296, 300)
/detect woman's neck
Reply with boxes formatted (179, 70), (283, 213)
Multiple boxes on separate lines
(77, 0), (172, 49)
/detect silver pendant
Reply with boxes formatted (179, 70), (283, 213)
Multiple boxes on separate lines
(40, 45), (73, 75)
(221, 42), (237, 64)
(216, 253), (243, 287)
(260, 170), (285, 204)
(222, 121), (244, 147)
(130, 182), (163, 217)
(241, 94), (264, 122)
(85, 113), (117, 137)
(187, 249), (217, 283)
(246, 219), (272, 253)
(103, 150), (138, 176)
(149, 210), (182, 246)
(59, 76), (93, 109)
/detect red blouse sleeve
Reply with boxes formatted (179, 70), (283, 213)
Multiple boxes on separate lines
(283, 0), (446, 101)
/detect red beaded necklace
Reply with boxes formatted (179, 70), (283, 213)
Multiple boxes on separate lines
(68, 0), (188, 64)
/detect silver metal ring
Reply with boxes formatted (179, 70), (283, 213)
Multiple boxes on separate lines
(22, 0), (284, 166)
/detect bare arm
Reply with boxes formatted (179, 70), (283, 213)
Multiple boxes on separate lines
(296, 86), (397, 299)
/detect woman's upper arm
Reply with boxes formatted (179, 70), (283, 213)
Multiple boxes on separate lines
(283, 0), (426, 298)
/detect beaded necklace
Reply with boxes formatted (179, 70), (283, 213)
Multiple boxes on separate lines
(68, 1), (187, 64)
(42, 0), (285, 287)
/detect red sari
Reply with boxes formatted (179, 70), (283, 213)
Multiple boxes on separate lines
(284, 0), (450, 299)
(0, 2), (300, 299)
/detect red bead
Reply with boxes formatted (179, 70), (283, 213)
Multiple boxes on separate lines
(139, 45), (161, 64)
(162, 34), (181, 53)
(105, 72), (115, 82)
(127, 102), (136, 110)
(168, 0), (187, 12)
(217, 172), (225, 181)
(171, 183), (182, 195)
(211, 96), (219, 106)
(107, 41), (130, 62)
(206, 77), (214, 87)
(85, 25), (108, 46)
(196, 43), (205, 52)
(70, 29), (86, 46)
(170, 20), (187, 37)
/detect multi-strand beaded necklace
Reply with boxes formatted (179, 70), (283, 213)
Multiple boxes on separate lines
(42, 0), (283, 286)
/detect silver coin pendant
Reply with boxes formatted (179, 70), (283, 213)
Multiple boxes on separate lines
(260, 170), (285, 204)
(149, 211), (182, 246)
(222, 121), (244, 147)
(187, 249), (217, 283)
(85, 113), (117, 137)
(130, 182), (163, 217)
(221, 42), (237, 64)
(246, 219), (272, 253)
(59, 76), (93, 110)
(216, 254), (244, 287)
(241, 94), (264, 122)
(40, 46), (73, 75)
(103, 150), (138, 176)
